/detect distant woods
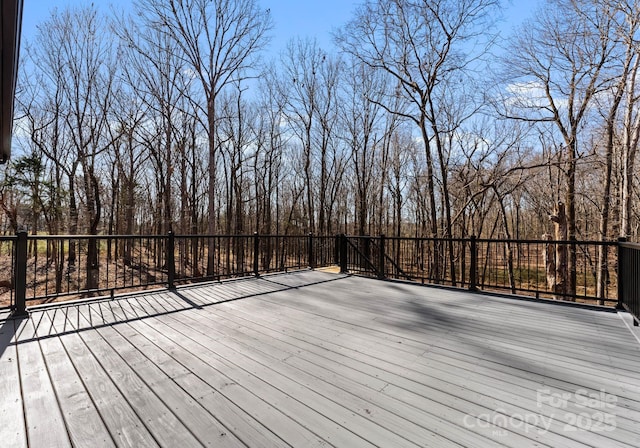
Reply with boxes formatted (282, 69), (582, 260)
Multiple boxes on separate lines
(4, 0), (640, 244)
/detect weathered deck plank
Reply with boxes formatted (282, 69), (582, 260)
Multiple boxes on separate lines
(194, 292), (640, 446)
(1, 270), (639, 447)
(36, 332), (116, 447)
(0, 319), (26, 448)
(17, 318), (71, 448)
(211, 299), (589, 447)
(129, 299), (463, 448)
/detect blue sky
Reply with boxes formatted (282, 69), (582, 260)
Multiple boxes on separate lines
(21, 0), (540, 56)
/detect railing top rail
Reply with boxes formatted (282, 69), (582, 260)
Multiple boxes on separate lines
(27, 234), (168, 240)
(173, 234), (253, 238)
(335, 235), (441, 243)
(620, 241), (640, 250)
(474, 238), (618, 245)
(22, 233), (335, 240)
(173, 234), (317, 239)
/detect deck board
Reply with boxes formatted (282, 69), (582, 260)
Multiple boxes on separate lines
(137, 299), (455, 448)
(0, 319), (27, 448)
(197, 293), (640, 446)
(36, 332), (116, 448)
(2, 270), (640, 447)
(39, 311), (161, 448)
(17, 318), (71, 448)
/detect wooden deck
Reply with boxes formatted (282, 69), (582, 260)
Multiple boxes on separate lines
(1, 270), (640, 447)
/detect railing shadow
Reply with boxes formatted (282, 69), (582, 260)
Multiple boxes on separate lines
(13, 271), (348, 345)
(0, 316), (21, 359)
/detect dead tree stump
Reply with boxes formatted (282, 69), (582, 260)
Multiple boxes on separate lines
(544, 202), (569, 300)
(543, 233), (555, 292)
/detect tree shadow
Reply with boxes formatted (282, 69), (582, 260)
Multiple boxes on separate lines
(371, 279), (638, 394)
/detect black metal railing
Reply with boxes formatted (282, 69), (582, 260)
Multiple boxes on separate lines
(0, 235), (17, 312)
(338, 234), (620, 306)
(475, 238), (618, 303)
(170, 233), (334, 284)
(22, 234), (170, 303)
(0, 231), (336, 313)
(2, 231), (639, 323)
(618, 239), (640, 326)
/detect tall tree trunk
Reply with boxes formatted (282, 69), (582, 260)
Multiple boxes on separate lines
(549, 202), (569, 300)
(597, 39), (636, 303)
(622, 55), (640, 238)
(496, 191), (516, 294)
(420, 117), (439, 282)
(566, 142), (577, 299)
(83, 167), (101, 295)
(207, 99), (217, 276)
(67, 167), (78, 267)
(304, 125), (314, 233)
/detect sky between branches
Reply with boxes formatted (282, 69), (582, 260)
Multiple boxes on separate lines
(22, 0), (540, 59)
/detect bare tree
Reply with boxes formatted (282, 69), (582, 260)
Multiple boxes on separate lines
(22, 12), (85, 268)
(387, 126), (415, 237)
(254, 67), (287, 235)
(339, 59), (386, 236)
(280, 39), (324, 233)
(28, 6), (118, 293)
(620, 53), (640, 239)
(105, 88), (149, 264)
(116, 11), (193, 237)
(337, 0), (498, 283)
(138, 0), (272, 274)
(501, 0), (616, 298)
(591, 0), (640, 302)
(218, 83), (254, 236)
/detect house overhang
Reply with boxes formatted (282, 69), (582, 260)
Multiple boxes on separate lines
(1, 0), (24, 163)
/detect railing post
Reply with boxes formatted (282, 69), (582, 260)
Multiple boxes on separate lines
(339, 234), (348, 273)
(254, 232), (260, 277)
(308, 232), (315, 269)
(13, 231), (28, 317)
(378, 235), (386, 279)
(167, 231), (176, 290)
(617, 237), (627, 310)
(469, 235), (478, 292)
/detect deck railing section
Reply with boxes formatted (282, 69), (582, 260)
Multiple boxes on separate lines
(1, 232), (334, 312)
(339, 235), (620, 306)
(170, 233), (333, 284)
(618, 239), (640, 326)
(2, 231), (638, 321)
(0, 235), (17, 313)
(22, 234), (170, 303)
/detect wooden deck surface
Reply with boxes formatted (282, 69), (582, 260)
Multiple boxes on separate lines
(1, 270), (639, 447)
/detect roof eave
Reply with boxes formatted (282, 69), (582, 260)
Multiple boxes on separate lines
(1, 0), (24, 164)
